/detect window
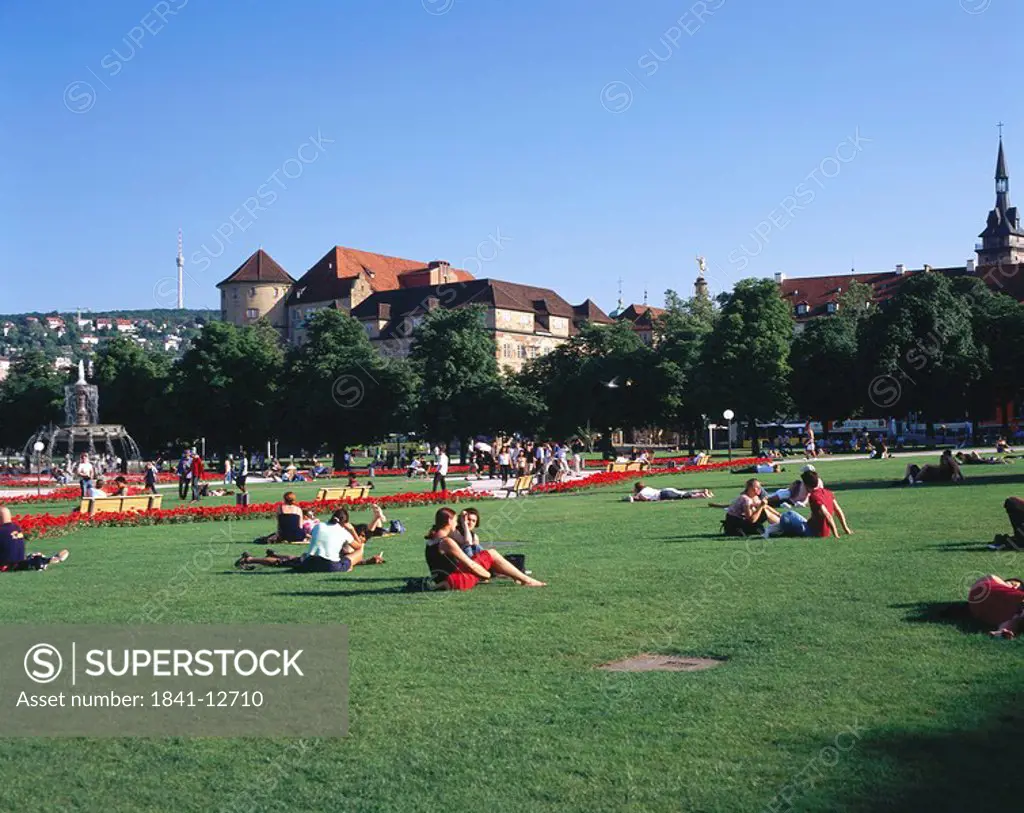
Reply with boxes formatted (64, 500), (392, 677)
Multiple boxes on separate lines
(795, 303), (809, 316)
(245, 308), (259, 319)
(517, 345), (527, 359)
(249, 287), (257, 297)
(233, 290), (239, 300)
(826, 302), (838, 314)
(527, 346), (537, 358)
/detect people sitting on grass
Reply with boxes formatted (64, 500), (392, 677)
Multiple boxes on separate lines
(0, 506), (69, 572)
(772, 471), (853, 538)
(766, 464), (825, 508)
(450, 507), (484, 556)
(260, 492), (308, 545)
(990, 497), (1024, 551)
(237, 508), (385, 572)
(967, 574), (1024, 638)
(731, 462), (784, 475)
(353, 504), (391, 540)
(709, 478), (781, 536)
(301, 508), (320, 538)
(900, 449), (964, 485)
(870, 438), (893, 459)
(424, 507), (545, 590)
(996, 437), (1014, 454)
(956, 451), (1011, 466)
(406, 457), (424, 478)
(627, 482), (714, 502)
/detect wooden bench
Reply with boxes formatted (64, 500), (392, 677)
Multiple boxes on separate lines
(605, 461), (646, 473)
(78, 495), (163, 515)
(501, 474), (535, 498)
(314, 487), (371, 502)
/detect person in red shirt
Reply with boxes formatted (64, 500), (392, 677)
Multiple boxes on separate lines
(190, 452), (205, 502)
(803, 471), (852, 537)
(968, 575), (1024, 638)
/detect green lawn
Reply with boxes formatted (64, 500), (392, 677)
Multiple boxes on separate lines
(1, 459), (1022, 812)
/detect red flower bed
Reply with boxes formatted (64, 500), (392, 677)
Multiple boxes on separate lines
(533, 457), (769, 494)
(0, 486), (83, 505)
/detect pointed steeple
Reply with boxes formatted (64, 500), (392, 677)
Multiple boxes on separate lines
(996, 137), (1008, 180)
(995, 130), (1011, 214)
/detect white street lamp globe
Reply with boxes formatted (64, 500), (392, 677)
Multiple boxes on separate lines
(33, 441), (45, 453)
(722, 409), (735, 421)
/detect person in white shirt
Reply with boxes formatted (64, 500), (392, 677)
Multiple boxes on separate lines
(627, 482), (713, 502)
(433, 449), (449, 493)
(89, 477), (108, 499)
(75, 453), (95, 497)
(236, 509), (384, 572)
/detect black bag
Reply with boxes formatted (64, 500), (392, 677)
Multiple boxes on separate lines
(235, 492), (251, 506)
(506, 553), (527, 572)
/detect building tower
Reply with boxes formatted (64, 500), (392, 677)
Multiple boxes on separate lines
(694, 255), (709, 299)
(977, 129), (1024, 266)
(176, 229), (184, 309)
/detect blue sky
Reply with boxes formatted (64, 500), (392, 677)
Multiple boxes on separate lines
(1, 0), (1018, 314)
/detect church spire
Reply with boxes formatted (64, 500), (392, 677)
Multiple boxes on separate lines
(996, 127), (1010, 213)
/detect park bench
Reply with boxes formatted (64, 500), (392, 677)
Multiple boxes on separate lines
(606, 461), (646, 473)
(78, 495), (163, 515)
(501, 474), (535, 498)
(315, 486), (371, 502)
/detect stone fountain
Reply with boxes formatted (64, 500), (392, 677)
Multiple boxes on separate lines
(23, 361), (142, 473)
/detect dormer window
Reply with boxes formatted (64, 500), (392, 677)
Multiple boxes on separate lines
(826, 301), (838, 314)
(795, 302), (809, 316)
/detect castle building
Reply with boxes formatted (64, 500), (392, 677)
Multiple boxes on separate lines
(216, 249), (296, 337)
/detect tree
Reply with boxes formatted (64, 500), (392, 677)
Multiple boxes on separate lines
(859, 273), (984, 428)
(287, 310), (417, 467)
(408, 306), (502, 450)
(837, 280), (876, 322)
(0, 352), (64, 450)
(519, 321), (652, 453)
(171, 320), (286, 453)
(789, 316), (859, 426)
(655, 289), (717, 452)
(92, 336), (173, 454)
(697, 278), (793, 453)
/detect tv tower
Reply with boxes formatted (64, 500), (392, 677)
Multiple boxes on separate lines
(176, 229), (184, 309)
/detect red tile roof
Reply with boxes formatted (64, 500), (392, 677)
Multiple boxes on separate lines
(780, 264), (1024, 320)
(216, 249), (294, 287)
(286, 247), (474, 306)
(615, 303), (667, 327)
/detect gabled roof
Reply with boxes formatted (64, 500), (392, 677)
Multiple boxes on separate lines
(615, 303), (666, 327)
(216, 249), (294, 287)
(286, 246), (473, 306)
(572, 298), (614, 325)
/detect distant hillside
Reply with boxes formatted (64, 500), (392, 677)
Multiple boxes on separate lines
(0, 309), (219, 322)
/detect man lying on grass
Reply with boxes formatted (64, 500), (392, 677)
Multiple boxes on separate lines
(900, 449), (964, 485)
(424, 507), (545, 590)
(967, 575), (1024, 639)
(236, 508), (384, 572)
(0, 506), (69, 572)
(626, 482), (714, 502)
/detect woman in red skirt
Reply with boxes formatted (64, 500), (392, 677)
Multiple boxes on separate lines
(424, 507), (545, 590)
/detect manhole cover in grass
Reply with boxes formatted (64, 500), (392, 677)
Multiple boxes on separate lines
(597, 654), (726, 673)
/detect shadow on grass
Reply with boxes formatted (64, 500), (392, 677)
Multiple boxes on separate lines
(828, 473), (1022, 494)
(817, 693), (1024, 812)
(891, 601), (989, 634)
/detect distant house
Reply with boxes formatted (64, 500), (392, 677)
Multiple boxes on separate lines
(25, 316), (39, 326)
(0, 357), (10, 382)
(2, 322), (14, 337)
(53, 356), (73, 371)
(613, 304), (667, 346)
(45, 315), (65, 330)
(80, 335), (99, 346)
(115, 319), (136, 333)
(95, 317), (113, 330)
(76, 316), (93, 330)
(163, 335), (182, 352)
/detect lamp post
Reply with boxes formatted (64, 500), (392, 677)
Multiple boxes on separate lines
(722, 410), (735, 461)
(33, 441), (45, 495)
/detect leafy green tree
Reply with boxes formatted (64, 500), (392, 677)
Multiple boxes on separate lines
(92, 336), (173, 454)
(171, 320), (285, 454)
(287, 310), (417, 467)
(697, 278), (793, 453)
(859, 273), (984, 428)
(409, 306), (502, 450)
(0, 351), (64, 450)
(789, 317), (859, 425)
(655, 289), (717, 452)
(519, 321), (651, 453)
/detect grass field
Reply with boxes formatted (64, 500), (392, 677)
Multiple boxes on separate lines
(1, 458), (1022, 812)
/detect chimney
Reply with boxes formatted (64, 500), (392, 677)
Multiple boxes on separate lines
(966, 259), (976, 273)
(922, 264), (932, 272)
(895, 264), (905, 275)
(774, 271), (786, 284)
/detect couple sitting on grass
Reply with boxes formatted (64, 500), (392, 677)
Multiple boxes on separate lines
(900, 449), (964, 485)
(424, 506), (545, 590)
(259, 492), (393, 546)
(237, 504), (386, 573)
(712, 470), (853, 539)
